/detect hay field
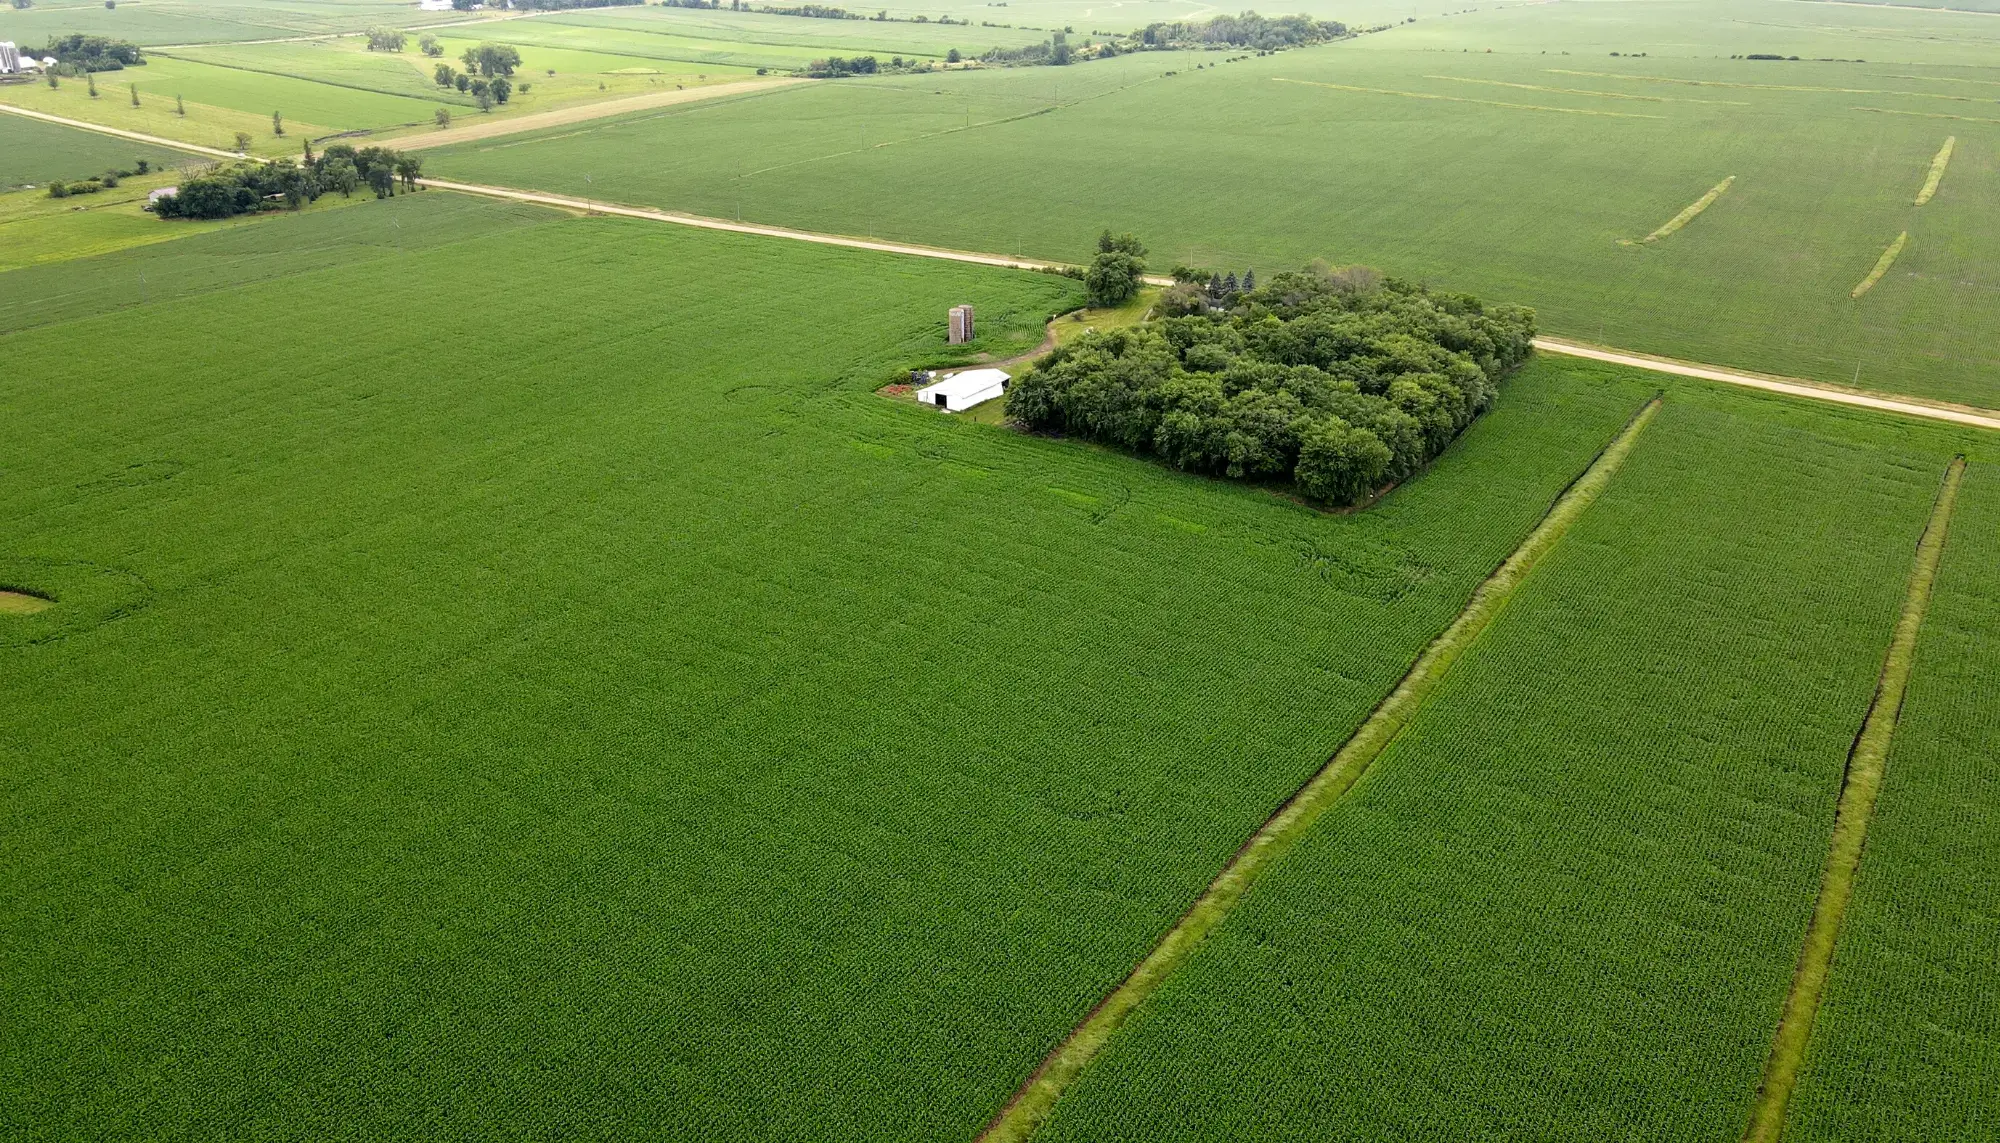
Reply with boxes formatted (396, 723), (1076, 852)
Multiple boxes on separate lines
(424, 0), (2000, 406)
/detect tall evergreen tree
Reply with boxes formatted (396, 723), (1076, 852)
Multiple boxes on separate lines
(1242, 268), (1256, 292)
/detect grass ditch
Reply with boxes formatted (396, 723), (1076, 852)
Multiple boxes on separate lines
(1623, 175), (1735, 246)
(1738, 455), (1966, 1143)
(1914, 136), (1955, 205)
(976, 393), (1665, 1143)
(1851, 232), (1909, 299)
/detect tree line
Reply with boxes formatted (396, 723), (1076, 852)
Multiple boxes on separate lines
(152, 145), (421, 220)
(1008, 255), (1537, 505)
(982, 11), (1347, 67)
(35, 34), (144, 71)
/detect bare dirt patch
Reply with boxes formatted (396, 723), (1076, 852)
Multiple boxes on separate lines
(0, 590), (55, 616)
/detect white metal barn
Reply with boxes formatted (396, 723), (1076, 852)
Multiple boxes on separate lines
(915, 368), (1009, 413)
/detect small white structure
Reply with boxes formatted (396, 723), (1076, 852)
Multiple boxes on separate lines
(145, 186), (178, 210)
(0, 43), (21, 74)
(418, 0), (456, 10)
(916, 368), (1009, 413)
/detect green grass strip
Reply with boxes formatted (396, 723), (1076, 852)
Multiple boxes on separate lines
(1739, 456), (1966, 1143)
(1914, 136), (1956, 205)
(1851, 232), (1909, 299)
(1623, 175), (1736, 246)
(1274, 78), (1667, 119)
(977, 395), (1665, 1143)
(1852, 106), (2000, 125)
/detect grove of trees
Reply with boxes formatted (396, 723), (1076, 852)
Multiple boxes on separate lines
(39, 34), (144, 70)
(1007, 264), (1537, 505)
(152, 146), (422, 220)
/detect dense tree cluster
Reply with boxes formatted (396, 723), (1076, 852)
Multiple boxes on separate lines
(1008, 266), (1536, 505)
(363, 27), (406, 52)
(1086, 230), (1147, 307)
(806, 54), (880, 76)
(460, 43), (522, 77)
(152, 146), (421, 220)
(39, 34), (144, 71)
(1135, 12), (1345, 50)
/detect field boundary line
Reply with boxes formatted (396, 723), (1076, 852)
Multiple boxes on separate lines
(7, 109), (1991, 439)
(1275, 77), (1667, 119)
(1915, 136), (1955, 205)
(1531, 338), (2000, 432)
(1739, 455), (1967, 1143)
(396, 79), (807, 150)
(0, 102), (245, 160)
(975, 395), (1665, 1143)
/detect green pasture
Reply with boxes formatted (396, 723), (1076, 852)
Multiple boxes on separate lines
(0, 110), (183, 189)
(424, 2), (2000, 406)
(0, 190), (546, 332)
(540, 3), (1046, 53)
(2, 196), (1678, 1141)
(157, 39), (487, 107)
(1038, 386), (1978, 1142)
(0, 2), (291, 47)
(1788, 462), (2000, 1142)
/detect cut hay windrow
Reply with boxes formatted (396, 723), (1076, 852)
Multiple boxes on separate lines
(1854, 106), (2000, 125)
(1915, 137), (1956, 206)
(1548, 70), (1991, 102)
(1622, 175), (1736, 246)
(1852, 232), (1910, 299)
(1739, 457), (1966, 1143)
(976, 396), (1664, 1143)
(1427, 75), (1749, 105)
(1274, 78), (1666, 119)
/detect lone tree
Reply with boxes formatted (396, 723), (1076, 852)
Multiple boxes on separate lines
(1084, 230), (1147, 307)
(419, 33), (442, 57)
(129, 82), (138, 106)
(272, 109), (284, 136)
(435, 106), (451, 129)
(87, 72), (98, 97)
(176, 93), (185, 115)
(234, 130), (252, 153)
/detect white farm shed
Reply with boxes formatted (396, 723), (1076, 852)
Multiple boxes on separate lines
(916, 368), (1009, 413)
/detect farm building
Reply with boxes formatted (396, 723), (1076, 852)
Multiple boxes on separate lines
(0, 42), (21, 73)
(145, 187), (179, 210)
(915, 368), (1009, 412)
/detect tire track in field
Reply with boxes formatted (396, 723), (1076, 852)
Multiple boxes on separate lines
(1739, 455), (1966, 1143)
(975, 394), (1665, 1143)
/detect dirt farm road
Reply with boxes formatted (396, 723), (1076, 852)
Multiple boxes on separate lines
(8, 98), (1997, 434)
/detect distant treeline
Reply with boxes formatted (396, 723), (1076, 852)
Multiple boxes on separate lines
(984, 11), (1346, 67)
(153, 146), (421, 220)
(1009, 267), (1535, 505)
(38, 34), (145, 72)
(451, 0), (637, 8)
(1134, 12), (1345, 50)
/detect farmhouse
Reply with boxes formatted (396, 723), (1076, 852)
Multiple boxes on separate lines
(915, 368), (1008, 412)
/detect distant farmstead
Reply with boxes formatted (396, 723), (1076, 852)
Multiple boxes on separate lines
(915, 368), (1009, 413)
(417, 0), (457, 9)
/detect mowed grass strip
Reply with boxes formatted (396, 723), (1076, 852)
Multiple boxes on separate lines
(1623, 175), (1736, 245)
(1852, 105), (2000, 125)
(1785, 462), (2000, 1142)
(0, 209), (1656, 1141)
(1851, 231), (1909, 298)
(1274, 78), (1667, 119)
(1547, 70), (1998, 102)
(1914, 136), (1955, 205)
(1030, 390), (1968, 1143)
(1739, 456), (1965, 1143)
(979, 394), (1663, 1143)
